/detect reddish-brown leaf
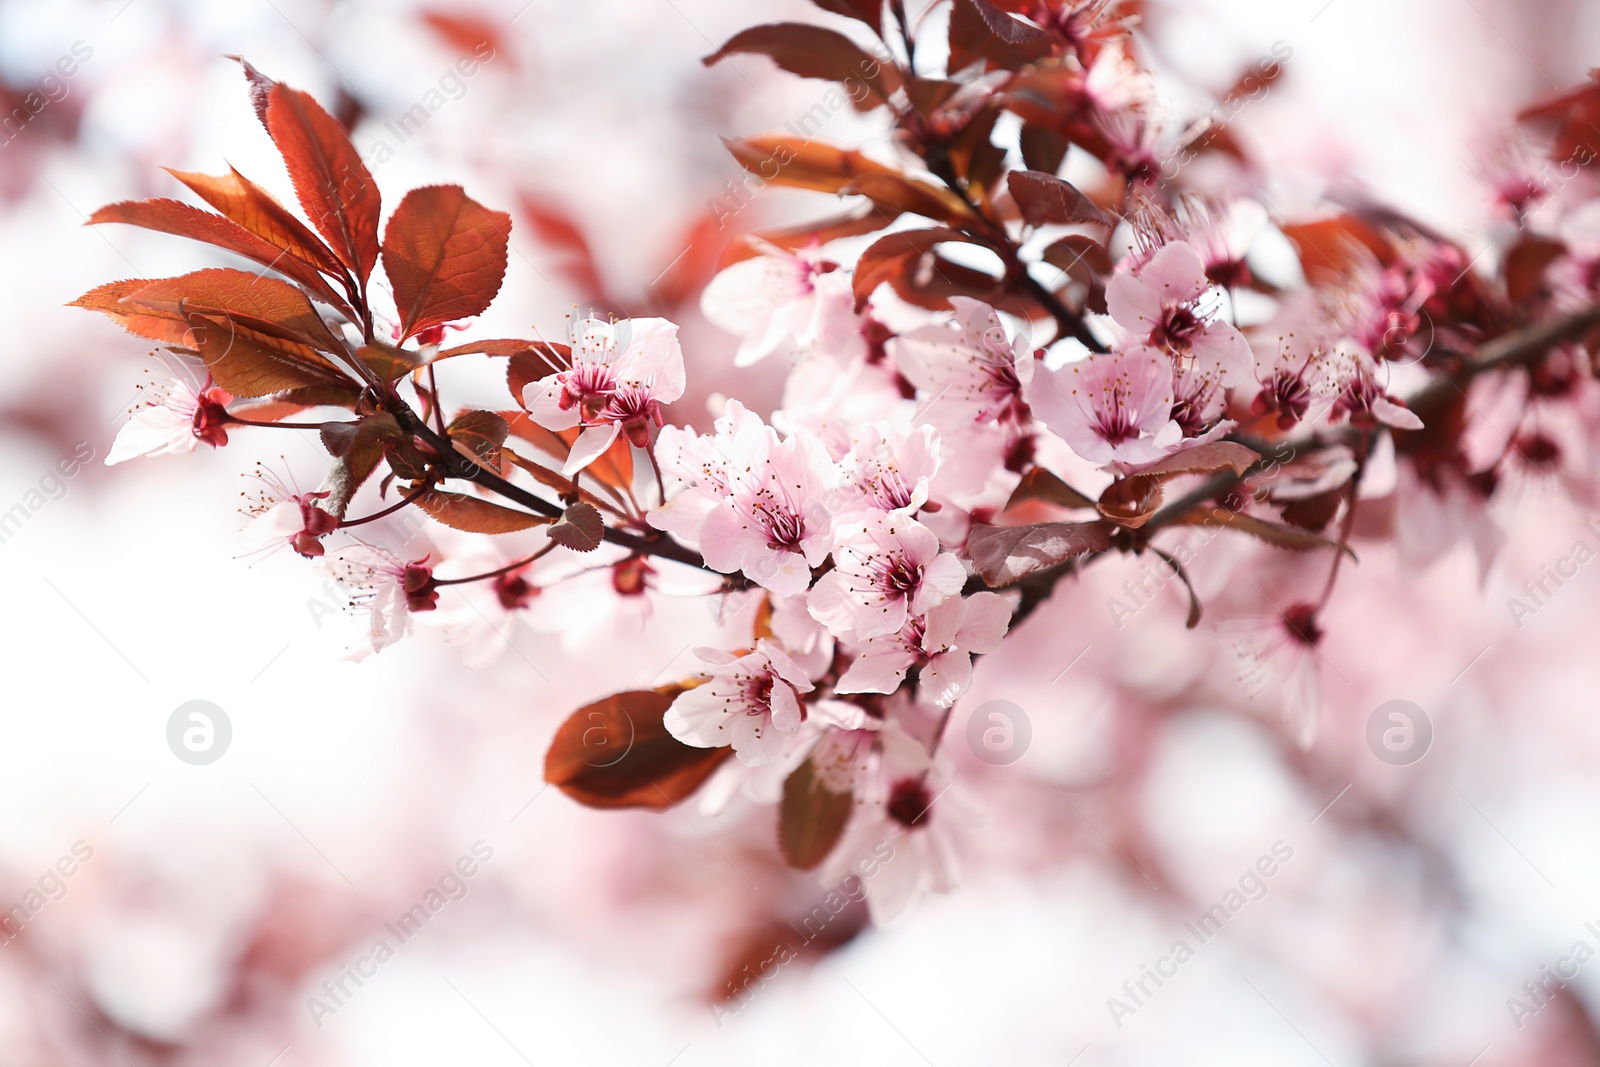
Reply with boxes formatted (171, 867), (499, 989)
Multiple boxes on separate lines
(94, 270), (353, 397)
(518, 195), (607, 299)
(354, 342), (420, 383)
(416, 489), (547, 533)
(722, 135), (969, 224)
(1019, 122), (1068, 175)
(1007, 170), (1115, 228)
(506, 343), (571, 400)
(546, 501), (605, 552)
(904, 77), (963, 118)
(1282, 215), (1393, 287)
(1004, 467), (1096, 512)
(260, 74), (382, 285)
(780, 757), (855, 869)
(967, 520), (1112, 586)
(438, 337), (566, 360)
(181, 313), (350, 397)
(852, 227), (977, 310)
(544, 687), (733, 810)
(948, 0), (1052, 74)
(717, 204), (884, 269)
(71, 279), (195, 346)
(808, 0), (883, 35)
(228, 382), (363, 422)
(949, 104), (1007, 195)
(1127, 441), (1260, 479)
(87, 197), (354, 315)
(447, 409), (509, 468)
(382, 185), (510, 341)
(1096, 475), (1164, 528)
(320, 412), (400, 517)
(1174, 506), (1357, 557)
(123, 268), (347, 354)
(419, 9), (506, 60)
(706, 23), (898, 108)
(233, 56), (275, 128)
(1088, 443), (1262, 529)
(1278, 490), (1343, 532)
(165, 166), (349, 278)
(1519, 74), (1600, 166)
(1504, 235), (1566, 305)
(1041, 234), (1112, 283)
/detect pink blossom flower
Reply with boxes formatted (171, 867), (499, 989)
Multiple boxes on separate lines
(1172, 196), (1269, 290)
(768, 592), (835, 680)
(420, 532), (557, 670)
(1083, 39), (1152, 114)
(521, 316), (686, 475)
(808, 514), (967, 640)
(1248, 321), (1342, 431)
(835, 591), (1011, 706)
(240, 465), (339, 558)
(650, 400), (839, 596)
(1106, 240), (1253, 383)
(1030, 345), (1182, 466)
(648, 399), (769, 546)
(1169, 359), (1233, 441)
(664, 640), (815, 765)
(1220, 600), (1325, 749)
(1329, 356), (1425, 431)
(817, 719), (961, 925)
(106, 373), (231, 465)
(700, 243), (860, 366)
(891, 297), (1034, 431)
(806, 700), (881, 793)
(837, 423), (942, 518)
(322, 544), (438, 657)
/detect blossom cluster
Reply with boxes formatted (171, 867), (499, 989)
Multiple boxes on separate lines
(83, 6), (1600, 926)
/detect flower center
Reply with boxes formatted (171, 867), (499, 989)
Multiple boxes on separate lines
(558, 362), (618, 418)
(1281, 603), (1322, 647)
(758, 505), (806, 553)
(495, 571), (535, 611)
(1252, 370), (1311, 430)
(879, 553), (922, 597)
(887, 778), (933, 829)
(1155, 305), (1202, 351)
(611, 556), (653, 596)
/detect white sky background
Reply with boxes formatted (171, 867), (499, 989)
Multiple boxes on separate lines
(1, 0), (1600, 1063)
